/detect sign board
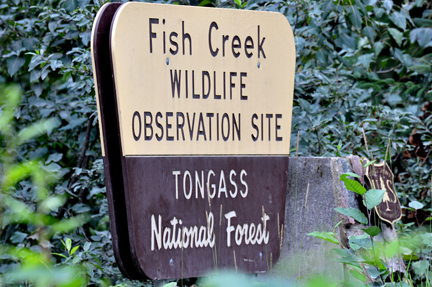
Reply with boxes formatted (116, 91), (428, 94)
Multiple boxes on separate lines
(365, 161), (402, 224)
(92, 2), (295, 280)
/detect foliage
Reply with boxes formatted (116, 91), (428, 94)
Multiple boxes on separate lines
(310, 171), (432, 286)
(0, 85), (88, 286)
(0, 0), (431, 285)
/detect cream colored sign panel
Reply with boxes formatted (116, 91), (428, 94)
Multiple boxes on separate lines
(111, 3), (295, 156)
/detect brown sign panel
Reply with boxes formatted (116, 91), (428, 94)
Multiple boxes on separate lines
(365, 161), (402, 224)
(125, 156), (287, 278)
(92, 2), (295, 280)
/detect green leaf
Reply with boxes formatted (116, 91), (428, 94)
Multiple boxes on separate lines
(364, 26), (376, 43)
(198, 0), (212, 6)
(408, 201), (424, 210)
(10, 231), (27, 244)
(17, 118), (61, 145)
(374, 42), (384, 57)
(364, 189), (385, 209)
(66, 238), (72, 252)
(403, 254), (419, 260)
(383, 0), (393, 14)
(388, 28), (403, 46)
(340, 172), (361, 180)
(334, 207), (368, 225)
(349, 233), (372, 250)
(357, 54), (373, 68)
(72, 255), (80, 264)
(348, 6), (362, 30)
(63, 0), (78, 12)
(364, 160), (376, 168)
(409, 28), (432, 48)
(83, 242), (91, 252)
(349, 270), (367, 282)
(390, 12), (407, 30)
(399, 246), (413, 255)
(322, 0), (335, 12)
(341, 178), (367, 195)
(51, 214), (89, 234)
(7, 56), (25, 77)
(362, 226), (380, 237)
(316, 48), (329, 65)
(70, 245), (80, 255)
(385, 240), (399, 258)
(412, 260), (429, 276)
(334, 220), (343, 231)
(51, 253), (68, 259)
(307, 231), (339, 245)
(1, 162), (39, 191)
(409, 65), (432, 74)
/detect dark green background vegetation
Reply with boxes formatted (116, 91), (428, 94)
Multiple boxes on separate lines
(0, 0), (431, 285)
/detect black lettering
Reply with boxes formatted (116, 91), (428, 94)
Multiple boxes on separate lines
(197, 113), (206, 141)
(251, 114), (258, 141)
(163, 31), (166, 54)
(144, 112), (153, 140)
(149, 18), (159, 53)
(216, 113), (219, 141)
(185, 70), (188, 98)
(207, 113), (214, 141)
(166, 112), (174, 141)
(230, 72), (237, 100)
(187, 113), (196, 140)
(170, 70), (181, 98)
(214, 72), (221, 100)
(209, 22), (219, 57)
(222, 35), (229, 57)
(202, 71), (210, 99)
(177, 112), (185, 141)
(169, 32), (178, 55)
(233, 113), (240, 141)
(192, 70), (200, 99)
(261, 114), (263, 141)
(155, 112), (163, 141)
(132, 111), (141, 141)
(223, 72), (226, 100)
(182, 21), (192, 55)
(266, 114), (273, 141)
(240, 72), (247, 100)
(221, 113), (230, 141)
(245, 36), (254, 58)
(276, 114), (282, 141)
(232, 35), (241, 58)
(258, 25), (266, 58)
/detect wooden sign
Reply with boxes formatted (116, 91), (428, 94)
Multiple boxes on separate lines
(91, 2), (295, 280)
(365, 161), (402, 224)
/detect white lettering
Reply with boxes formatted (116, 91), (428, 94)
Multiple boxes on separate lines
(195, 170), (204, 199)
(151, 214), (162, 251)
(207, 169), (216, 198)
(225, 210), (236, 247)
(218, 170), (228, 198)
(172, 170), (181, 199)
(240, 169), (248, 197)
(183, 170), (192, 199)
(229, 169), (237, 198)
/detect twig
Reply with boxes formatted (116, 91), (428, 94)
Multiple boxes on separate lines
(0, 17), (25, 37)
(57, 114), (95, 219)
(376, 64), (402, 74)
